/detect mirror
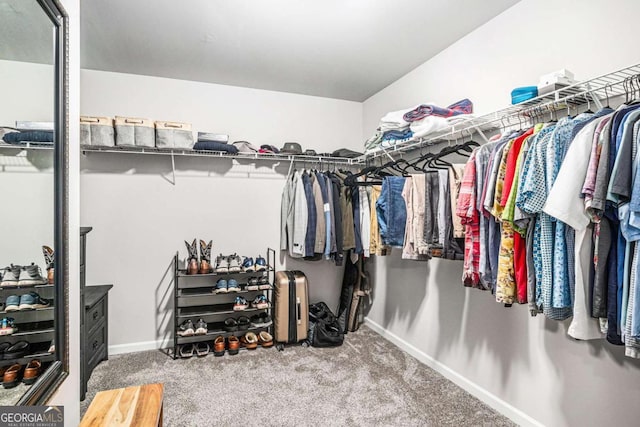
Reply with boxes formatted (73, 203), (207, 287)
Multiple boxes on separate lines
(0, 0), (67, 405)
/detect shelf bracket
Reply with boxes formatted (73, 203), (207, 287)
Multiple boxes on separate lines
(170, 151), (176, 185)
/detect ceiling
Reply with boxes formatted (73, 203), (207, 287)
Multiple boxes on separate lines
(1, 0), (520, 101)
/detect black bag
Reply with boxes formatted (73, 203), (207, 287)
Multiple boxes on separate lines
(307, 302), (344, 348)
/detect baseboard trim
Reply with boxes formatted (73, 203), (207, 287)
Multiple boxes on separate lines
(108, 339), (170, 356)
(364, 318), (544, 427)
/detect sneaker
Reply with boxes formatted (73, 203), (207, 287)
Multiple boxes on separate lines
(258, 276), (271, 290)
(255, 255), (267, 272)
(246, 277), (259, 291)
(0, 318), (16, 336)
(177, 320), (195, 337)
(228, 254), (242, 273)
(29, 292), (50, 309)
(227, 279), (240, 293)
(233, 296), (248, 311)
(18, 294), (36, 310)
(4, 296), (19, 312)
(194, 319), (208, 335)
(48, 340), (55, 354)
(242, 257), (255, 272)
(214, 254), (229, 273)
(17, 264), (46, 286)
(215, 279), (228, 294)
(250, 312), (273, 328)
(224, 318), (238, 332)
(0, 266), (20, 287)
(251, 295), (269, 309)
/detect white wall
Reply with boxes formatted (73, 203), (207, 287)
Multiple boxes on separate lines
(0, 60), (54, 268)
(363, 1), (640, 426)
(79, 70), (363, 351)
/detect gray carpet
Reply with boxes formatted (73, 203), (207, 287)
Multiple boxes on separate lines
(81, 325), (514, 426)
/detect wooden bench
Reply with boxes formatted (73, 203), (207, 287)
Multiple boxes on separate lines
(80, 383), (164, 427)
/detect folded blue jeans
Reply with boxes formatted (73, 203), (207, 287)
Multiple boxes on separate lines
(376, 177), (406, 247)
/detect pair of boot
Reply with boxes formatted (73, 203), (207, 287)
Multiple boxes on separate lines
(185, 239), (213, 274)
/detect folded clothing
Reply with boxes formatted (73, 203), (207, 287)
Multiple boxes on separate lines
(2, 131), (54, 144)
(379, 106), (415, 132)
(260, 144), (280, 154)
(382, 128), (413, 142)
(233, 141), (259, 153)
(197, 132), (229, 143)
(511, 86), (538, 104)
(403, 99), (473, 122)
(193, 141), (238, 154)
(332, 148), (363, 158)
(410, 115), (476, 139)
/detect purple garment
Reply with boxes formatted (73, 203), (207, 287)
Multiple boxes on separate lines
(403, 99), (473, 122)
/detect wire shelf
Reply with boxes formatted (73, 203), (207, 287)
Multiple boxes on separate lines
(363, 62), (640, 160)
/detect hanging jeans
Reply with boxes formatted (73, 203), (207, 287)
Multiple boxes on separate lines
(376, 176), (407, 248)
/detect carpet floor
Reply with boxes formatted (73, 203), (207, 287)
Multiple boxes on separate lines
(81, 325), (514, 426)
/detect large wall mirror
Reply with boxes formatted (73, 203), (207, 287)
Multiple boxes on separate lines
(0, 0), (68, 404)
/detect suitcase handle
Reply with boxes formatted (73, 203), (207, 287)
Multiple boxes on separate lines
(124, 118), (144, 124)
(164, 122), (184, 128)
(296, 297), (301, 325)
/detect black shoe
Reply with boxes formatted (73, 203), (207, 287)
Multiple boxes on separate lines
(237, 316), (250, 331)
(177, 320), (195, 337)
(250, 312), (273, 328)
(4, 341), (29, 359)
(224, 318), (238, 332)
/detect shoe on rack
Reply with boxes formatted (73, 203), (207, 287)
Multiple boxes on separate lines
(4, 296), (19, 312)
(237, 316), (250, 331)
(0, 266), (20, 287)
(246, 277), (259, 291)
(179, 344), (194, 358)
(228, 254), (242, 273)
(259, 331), (274, 348)
(194, 319), (208, 335)
(233, 296), (249, 311)
(0, 343), (9, 359)
(242, 257), (255, 272)
(199, 240), (213, 274)
(251, 295), (269, 309)
(250, 312), (273, 328)
(18, 263), (46, 286)
(4, 341), (29, 359)
(214, 254), (229, 273)
(258, 276), (271, 290)
(29, 292), (50, 309)
(213, 336), (226, 357)
(215, 279), (228, 294)
(224, 318), (238, 332)
(0, 318), (16, 336)
(227, 279), (240, 293)
(48, 340), (55, 354)
(255, 255), (267, 272)
(2, 364), (22, 389)
(185, 239), (199, 275)
(227, 336), (240, 355)
(18, 293), (36, 310)
(240, 332), (258, 350)
(42, 246), (55, 284)
(23, 360), (42, 385)
(177, 319), (195, 337)
(195, 342), (210, 357)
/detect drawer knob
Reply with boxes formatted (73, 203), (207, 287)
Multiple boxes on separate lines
(93, 311), (99, 320)
(92, 340), (99, 350)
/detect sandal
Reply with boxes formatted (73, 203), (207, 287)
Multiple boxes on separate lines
(224, 318), (238, 332)
(241, 332), (258, 350)
(195, 342), (209, 357)
(179, 343), (194, 358)
(259, 331), (274, 348)
(237, 316), (250, 331)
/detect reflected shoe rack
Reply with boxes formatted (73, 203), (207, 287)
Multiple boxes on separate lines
(172, 248), (275, 359)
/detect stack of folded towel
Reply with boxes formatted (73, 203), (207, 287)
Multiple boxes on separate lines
(365, 99), (474, 152)
(193, 132), (238, 154)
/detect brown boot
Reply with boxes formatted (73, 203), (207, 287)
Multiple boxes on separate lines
(185, 239), (198, 275)
(199, 240), (212, 274)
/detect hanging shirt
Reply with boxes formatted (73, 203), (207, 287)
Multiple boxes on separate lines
(359, 185), (371, 257)
(545, 116), (611, 340)
(449, 164), (466, 238)
(292, 171), (309, 257)
(457, 152), (481, 287)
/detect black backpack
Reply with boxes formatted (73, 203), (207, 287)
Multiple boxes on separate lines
(307, 302), (344, 348)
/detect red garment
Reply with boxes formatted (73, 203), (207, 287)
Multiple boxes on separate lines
(457, 152), (480, 288)
(513, 231), (527, 303)
(500, 128), (534, 207)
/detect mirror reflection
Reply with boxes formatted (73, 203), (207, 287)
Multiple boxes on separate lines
(0, 0), (58, 404)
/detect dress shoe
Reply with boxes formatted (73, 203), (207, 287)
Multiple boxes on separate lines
(2, 364), (22, 389)
(23, 360), (41, 385)
(227, 336), (240, 355)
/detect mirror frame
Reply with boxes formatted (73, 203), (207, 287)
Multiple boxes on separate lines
(17, 0), (68, 405)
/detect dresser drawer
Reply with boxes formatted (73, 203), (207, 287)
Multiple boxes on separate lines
(86, 298), (106, 335)
(86, 322), (107, 369)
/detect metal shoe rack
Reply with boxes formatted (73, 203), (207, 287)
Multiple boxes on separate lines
(172, 248), (275, 358)
(0, 283), (56, 368)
